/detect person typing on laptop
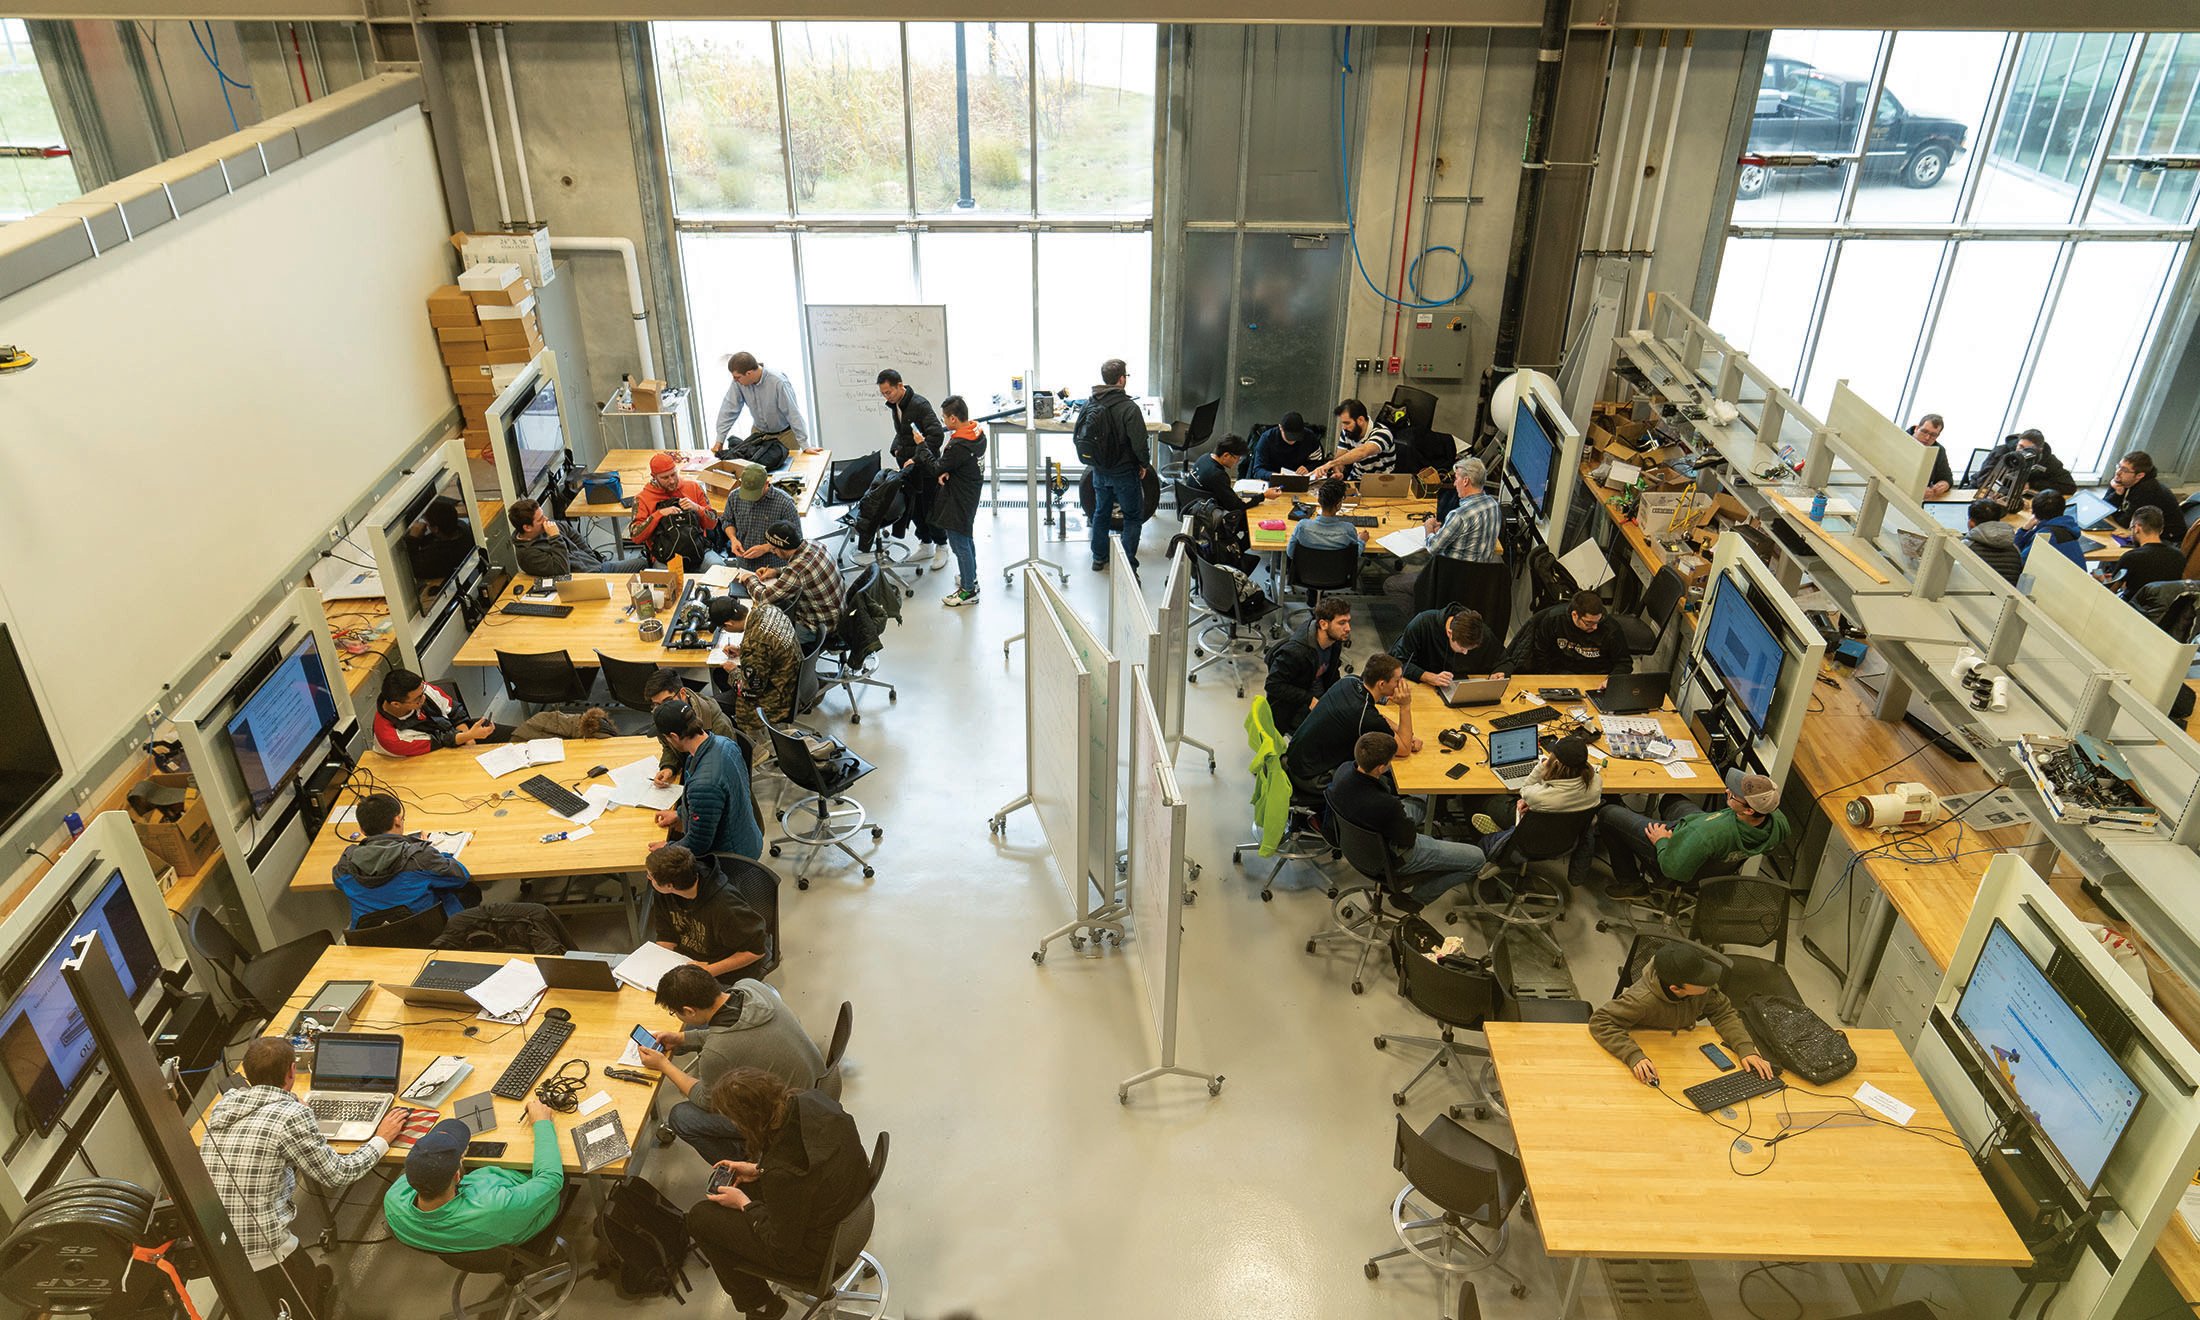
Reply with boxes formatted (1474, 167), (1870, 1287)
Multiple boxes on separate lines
(1390, 605), (1505, 688)
(1499, 590), (1631, 677)
(1594, 769), (1790, 900)
(1324, 732), (1484, 908)
(332, 793), (480, 925)
(1590, 943), (1772, 1086)
(201, 1038), (405, 1316)
(1469, 734), (1601, 880)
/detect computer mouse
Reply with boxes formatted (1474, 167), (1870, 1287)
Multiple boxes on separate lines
(1648, 1076), (1661, 1087)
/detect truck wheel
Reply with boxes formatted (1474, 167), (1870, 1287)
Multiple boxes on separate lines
(1902, 145), (1949, 189)
(1736, 162), (1768, 199)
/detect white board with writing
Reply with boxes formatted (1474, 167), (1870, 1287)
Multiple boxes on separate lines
(802, 304), (951, 457)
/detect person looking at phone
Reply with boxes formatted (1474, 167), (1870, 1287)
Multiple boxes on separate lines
(1589, 943), (1772, 1087)
(373, 668), (507, 756)
(636, 965), (827, 1165)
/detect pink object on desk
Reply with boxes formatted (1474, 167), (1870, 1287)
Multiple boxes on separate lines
(1258, 519), (1287, 531)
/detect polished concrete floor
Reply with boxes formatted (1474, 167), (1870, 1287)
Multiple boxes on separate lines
(330, 507), (1986, 1320)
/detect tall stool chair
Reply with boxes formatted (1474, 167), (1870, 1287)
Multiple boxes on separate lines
(437, 1224), (575, 1320)
(1365, 1113), (1531, 1302)
(761, 715), (882, 887)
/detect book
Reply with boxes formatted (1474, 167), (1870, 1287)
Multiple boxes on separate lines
(400, 1055), (474, 1107)
(571, 1110), (631, 1174)
(613, 941), (690, 994)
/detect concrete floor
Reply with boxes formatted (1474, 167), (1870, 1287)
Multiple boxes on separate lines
(329, 506), (1986, 1320)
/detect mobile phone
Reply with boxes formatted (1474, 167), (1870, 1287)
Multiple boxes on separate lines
(465, 1141), (507, 1158)
(630, 1024), (658, 1052)
(1700, 1043), (1735, 1071)
(1445, 763), (1470, 780)
(706, 1164), (738, 1195)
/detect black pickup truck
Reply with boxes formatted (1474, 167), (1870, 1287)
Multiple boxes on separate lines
(1740, 70), (1969, 199)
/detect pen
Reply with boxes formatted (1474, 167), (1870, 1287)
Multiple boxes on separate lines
(540, 831), (569, 843)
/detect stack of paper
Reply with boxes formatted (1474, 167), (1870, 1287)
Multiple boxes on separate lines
(1377, 525), (1428, 558)
(466, 959), (548, 1023)
(613, 941), (690, 994)
(706, 629), (743, 668)
(1232, 477), (1268, 499)
(422, 830), (474, 860)
(548, 783), (616, 827)
(607, 758), (682, 810)
(477, 739), (567, 779)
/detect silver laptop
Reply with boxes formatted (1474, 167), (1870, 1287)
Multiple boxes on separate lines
(301, 1034), (404, 1141)
(1440, 676), (1509, 708)
(1487, 724), (1542, 787)
(376, 981), (482, 1009)
(1360, 472), (1415, 498)
(553, 576), (613, 602)
(2069, 489), (2120, 531)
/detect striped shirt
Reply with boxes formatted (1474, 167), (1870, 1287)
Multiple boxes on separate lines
(1428, 491), (1502, 563)
(1346, 424), (1398, 477)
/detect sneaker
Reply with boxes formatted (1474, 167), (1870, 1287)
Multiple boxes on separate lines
(1605, 878), (1650, 900)
(944, 588), (979, 608)
(1470, 813), (1500, 836)
(1091, 560), (1108, 573)
(930, 544), (950, 567)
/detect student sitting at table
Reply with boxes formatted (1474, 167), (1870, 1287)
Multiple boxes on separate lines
(639, 965), (827, 1165)
(1283, 653), (1416, 790)
(1962, 499), (2024, 584)
(633, 451), (720, 568)
(1469, 733), (1601, 881)
(1499, 590), (1631, 676)
(1264, 598), (1351, 737)
(2107, 450), (2185, 543)
(373, 668), (508, 757)
(2111, 506), (2186, 603)
(735, 522), (842, 647)
(1391, 605), (1505, 688)
(509, 497), (649, 577)
(1287, 479), (1369, 556)
(1251, 412), (1322, 480)
(710, 600), (802, 747)
(1594, 770), (1790, 900)
(644, 668), (738, 784)
(1423, 459), (1503, 566)
(645, 845), (771, 984)
(1324, 731), (1484, 908)
(383, 1102), (563, 1254)
(723, 465), (800, 570)
(1185, 434), (1278, 573)
(1590, 943), (1773, 1087)
(332, 793), (480, 924)
(2013, 489), (2088, 570)
(651, 702), (764, 863)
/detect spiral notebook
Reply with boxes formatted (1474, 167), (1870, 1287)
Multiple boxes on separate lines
(571, 1110), (631, 1174)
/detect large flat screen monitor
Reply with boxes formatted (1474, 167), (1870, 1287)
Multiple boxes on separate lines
(0, 624), (63, 838)
(1953, 919), (2143, 1191)
(223, 636), (340, 818)
(1701, 576), (1787, 734)
(503, 376), (565, 500)
(0, 870), (162, 1135)
(1510, 398), (1556, 518)
(383, 468), (474, 621)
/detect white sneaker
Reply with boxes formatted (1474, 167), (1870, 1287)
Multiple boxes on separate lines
(930, 545), (950, 567)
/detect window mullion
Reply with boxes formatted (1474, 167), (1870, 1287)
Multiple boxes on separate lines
(1897, 239), (1960, 425)
(2072, 35), (2148, 221)
(2001, 238), (2075, 439)
(1790, 239), (1844, 399)
(770, 22), (797, 217)
(1953, 34), (2020, 227)
(1835, 33), (1894, 225)
(899, 22), (918, 221)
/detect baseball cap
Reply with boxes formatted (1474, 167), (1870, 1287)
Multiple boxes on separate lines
(1549, 736), (1590, 774)
(404, 1118), (471, 1195)
(648, 452), (678, 475)
(737, 465), (769, 501)
(1724, 769), (1780, 814)
(652, 699), (696, 736)
(764, 521), (803, 551)
(1279, 411), (1307, 439)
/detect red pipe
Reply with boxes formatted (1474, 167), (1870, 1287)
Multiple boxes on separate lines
(1391, 27), (1434, 362)
(289, 24), (313, 101)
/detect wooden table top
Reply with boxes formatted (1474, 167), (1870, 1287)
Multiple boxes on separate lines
(567, 447), (830, 520)
(295, 736), (665, 888)
(1386, 676), (1714, 795)
(1247, 492), (1438, 552)
(270, 946), (662, 1176)
(452, 575), (722, 670)
(321, 596), (398, 699)
(1485, 1022), (2029, 1266)
(1577, 459), (1672, 573)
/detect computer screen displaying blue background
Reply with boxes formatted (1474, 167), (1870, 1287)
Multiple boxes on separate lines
(1510, 399), (1553, 512)
(1703, 591), (1783, 732)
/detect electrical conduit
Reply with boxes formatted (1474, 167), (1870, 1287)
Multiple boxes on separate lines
(552, 237), (658, 383)
(494, 25), (538, 225)
(1621, 31), (1668, 260)
(1634, 31), (1693, 331)
(1599, 32), (1643, 252)
(1336, 29), (1472, 316)
(1390, 28), (1434, 363)
(467, 25), (512, 226)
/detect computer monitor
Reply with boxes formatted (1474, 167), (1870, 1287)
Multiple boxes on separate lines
(0, 870), (163, 1135)
(1510, 398), (1556, 517)
(223, 636), (340, 818)
(0, 624), (63, 838)
(501, 376), (565, 501)
(2069, 489), (2119, 531)
(382, 466), (475, 622)
(1701, 575), (1787, 734)
(1953, 919), (2143, 1191)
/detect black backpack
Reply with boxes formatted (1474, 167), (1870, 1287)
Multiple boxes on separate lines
(1072, 397), (1130, 470)
(722, 435), (789, 472)
(595, 1177), (698, 1302)
(1740, 994), (1858, 1085)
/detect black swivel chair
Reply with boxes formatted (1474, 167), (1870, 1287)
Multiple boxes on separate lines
(1307, 816), (1423, 996)
(1375, 924), (1503, 1118)
(1389, 385), (1439, 439)
(1416, 555), (1513, 646)
(1157, 398), (1220, 483)
(185, 910), (333, 1044)
(711, 856), (783, 980)
(346, 904), (450, 948)
(761, 713), (881, 888)
(739, 1133), (890, 1318)
(1679, 874), (1799, 1005)
(495, 649), (592, 713)
(820, 1001), (854, 1101)
(815, 565), (898, 723)
(1186, 553), (1276, 699)
(1365, 1113), (1531, 1300)
(1284, 542), (1360, 619)
(435, 1219), (576, 1320)
(1615, 564), (1690, 660)
(594, 651), (661, 734)
(1462, 807), (1594, 964)
(1527, 547), (1577, 613)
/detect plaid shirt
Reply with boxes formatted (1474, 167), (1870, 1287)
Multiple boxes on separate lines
(1428, 490), (1502, 563)
(749, 542), (842, 636)
(199, 1085), (387, 1268)
(724, 486), (799, 567)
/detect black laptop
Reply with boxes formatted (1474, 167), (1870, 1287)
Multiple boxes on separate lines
(1592, 671), (1672, 715)
(535, 954), (621, 992)
(1274, 473), (1312, 493)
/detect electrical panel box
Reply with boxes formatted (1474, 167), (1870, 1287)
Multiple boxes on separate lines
(1406, 319), (1468, 380)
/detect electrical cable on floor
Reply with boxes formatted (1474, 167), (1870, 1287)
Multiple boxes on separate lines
(1736, 1261), (1807, 1320)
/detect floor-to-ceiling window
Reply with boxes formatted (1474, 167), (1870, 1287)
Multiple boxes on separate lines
(1712, 28), (2199, 478)
(652, 21), (1156, 467)
(0, 20), (74, 220)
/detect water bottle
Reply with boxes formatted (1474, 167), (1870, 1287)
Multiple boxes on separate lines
(1809, 492), (1828, 523)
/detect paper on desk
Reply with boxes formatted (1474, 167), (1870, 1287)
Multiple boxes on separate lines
(559, 826), (595, 842)
(1663, 762), (1697, 779)
(614, 941), (690, 994)
(1377, 525), (1429, 558)
(1557, 538), (1616, 591)
(696, 564), (742, 590)
(423, 831), (473, 860)
(468, 959), (549, 1018)
(477, 990), (545, 1026)
(617, 1038), (646, 1067)
(611, 779), (681, 811)
(1232, 477), (1268, 498)
(329, 805), (358, 826)
(1853, 1081), (1916, 1126)
(475, 744), (534, 778)
(523, 738), (564, 765)
(578, 1090), (613, 1117)
(1609, 460), (1643, 486)
(2180, 1173), (2200, 1243)
(706, 629), (743, 668)
(550, 784), (615, 826)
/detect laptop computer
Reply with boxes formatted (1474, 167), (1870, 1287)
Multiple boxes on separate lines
(554, 576), (613, 602)
(1592, 671), (1672, 716)
(1440, 676), (1509, 708)
(301, 1034), (404, 1141)
(2069, 489), (2120, 531)
(535, 955), (622, 992)
(376, 981), (484, 1010)
(1487, 724), (1542, 786)
(1359, 472), (1415, 499)
(414, 959), (500, 991)
(1274, 473), (1312, 494)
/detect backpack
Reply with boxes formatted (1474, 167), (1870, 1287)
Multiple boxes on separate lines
(722, 435), (789, 473)
(1072, 396), (1131, 470)
(1740, 994), (1858, 1085)
(646, 509), (710, 571)
(595, 1176), (699, 1302)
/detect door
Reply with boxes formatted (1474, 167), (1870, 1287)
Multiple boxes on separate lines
(1226, 232), (1346, 438)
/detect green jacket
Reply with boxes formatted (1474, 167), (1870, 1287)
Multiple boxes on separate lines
(1244, 699), (1292, 856)
(1655, 808), (1790, 886)
(383, 1119), (563, 1253)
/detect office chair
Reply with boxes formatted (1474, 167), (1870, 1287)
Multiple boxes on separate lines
(820, 1001), (854, 1101)
(1416, 555), (1513, 646)
(736, 1133), (890, 1320)
(1308, 816), (1423, 996)
(1237, 697), (1340, 902)
(1187, 553), (1277, 698)
(1615, 564), (1689, 660)
(183, 910), (333, 1045)
(1375, 924), (1503, 1119)
(435, 1220), (576, 1320)
(593, 652), (662, 734)
(1283, 542), (1360, 622)
(761, 713), (881, 888)
(495, 649), (592, 713)
(712, 856), (783, 980)
(346, 904), (450, 948)
(1526, 547), (1576, 613)
(815, 565), (898, 723)
(1489, 930), (1592, 1025)
(1388, 385), (1438, 439)
(1462, 806), (1592, 964)
(1365, 1113), (1531, 1301)
(1669, 874), (1799, 1005)
(1156, 398), (1220, 483)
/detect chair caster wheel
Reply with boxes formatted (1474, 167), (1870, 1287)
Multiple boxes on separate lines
(862, 866), (875, 878)
(1118, 1088), (1129, 1105)
(1365, 1263), (1380, 1280)
(1261, 890), (1273, 903)
(1188, 674), (1199, 684)
(1207, 760), (1216, 773)
(1326, 886), (1339, 900)
(1194, 648), (1206, 659)
(870, 826), (883, 839)
(1373, 1035), (1388, 1049)
(1031, 950), (1044, 964)
(796, 877), (810, 890)
(769, 845), (782, 857)
(774, 810), (786, 822)
(1512, 1285), (1528, 1300)
(888, 690), (898, 701)
(1207, 1079), (1223, 1096)
(1305, 939), (1316, 954)
(1391, 1091), (1407, 1107)
(1232, 849), (1243, 864)
(850, 713), (861, 724)
(1446, 912), (1462, 925)
(1351, 980), (1364, 995)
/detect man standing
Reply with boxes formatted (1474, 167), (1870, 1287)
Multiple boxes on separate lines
(1424, 458), (1502, 565)
(714, 352), (809, 456)
(644, 845), (771, 981)
(736, 521), (843, 646)
(651, 701), (765, 863)
(1264, 598), (1351, 737)
(1251, 412), (1322, 480)
(1501, 590), (1631, 676)
(509, 498), (649, 577)
(201, 1038), (405, 1315)
(1312, 399), (1397, 481)
(933, 395), (988, 608)
(1911, 414), (1954, 499)
(640, 965), (826, 1163)
(1081, 357), (1153, 574)
(878, 368), (948, 566)
(383, 1105), (563, 1254)
(643, 669), (737, 786)
(722, 467), (799, 570)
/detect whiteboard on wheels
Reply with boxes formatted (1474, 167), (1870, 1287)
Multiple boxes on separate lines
(1127, 666), (1187, 1060)
(802, 304), (950, 459)
(1023, 575), (1090, 912)
(1031, 573), (1119, 905)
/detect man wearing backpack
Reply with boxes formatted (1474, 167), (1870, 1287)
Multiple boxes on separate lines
(878, 368), (948, 566)
(1078, 357), (1153, 574)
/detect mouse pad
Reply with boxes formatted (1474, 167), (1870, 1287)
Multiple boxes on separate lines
(451, 1091), (498, 1135)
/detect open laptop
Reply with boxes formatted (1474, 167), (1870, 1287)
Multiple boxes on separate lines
(1593, 671), (1672, 716)
(535, 955), (621, 992)
(1360, 472), (1415, 499)
(376, 981), (482, 1009)
(554, 576), (613, 602)
(2069, 489), (2121, 531)
(1440, 676), (1509, 708)
(1487, 724), (1542, 786)
(379, 956), (500, 1007)
(1274, 473), (1312, 494)
(301, 1034), (404, 1141)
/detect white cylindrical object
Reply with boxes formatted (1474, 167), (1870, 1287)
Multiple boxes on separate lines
(494, 25), (538, 224)
(1634, 32), (1693, 330)
(1599, 33), (1643, 252)
(1989, 676), (2009, 711)
(551, 236), (656, 382)
(1949, 650), (1983, 684)
(1621, 32), (1667, 257)
(467, 26), (511, 226)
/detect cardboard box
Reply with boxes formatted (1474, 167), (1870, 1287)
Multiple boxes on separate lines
(440, 343), (494, 367)
(693, 459), (753, 496)
(481, 321), (543, 349)
(467, 281), (534, 308)
(458, 261), (523, 293)
(436, 325), (486, 344)
(632, 379), (666, 412)
(477, 297), (537, 322)
(454, 229), (555, 289)
(483, 342), (538, 366)
(426, 285), (477, 328)
(127, 772), (219, 875)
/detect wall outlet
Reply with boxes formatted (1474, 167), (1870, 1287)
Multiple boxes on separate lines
(146, 705), (162, 726)
(329, 524), (344, 545)
(1354, 358), (1372, 374)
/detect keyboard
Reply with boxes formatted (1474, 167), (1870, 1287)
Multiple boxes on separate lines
(1345, 515), (1379, 527)
(518, 774), (590, 817)
(490, 1015), (576, 1100)
(309, 1096), (386, 1125)
(1488, 706), (1567, 732)
(502, 602), (573, 618)
(1681, 1069), (1784, 1113)
(415, 960), (498, 992)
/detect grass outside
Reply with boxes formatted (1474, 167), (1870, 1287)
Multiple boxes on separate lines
(0, 64), (76, 217)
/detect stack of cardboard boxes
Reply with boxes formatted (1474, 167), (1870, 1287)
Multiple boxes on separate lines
(426, 262), (545, 457)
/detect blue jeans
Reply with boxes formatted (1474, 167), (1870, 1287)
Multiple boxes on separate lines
(668, 1099), (749, 1166)
(1090, 466), (1146, 569)
(600, 551), (652, 574)
(1393, 834), (1487, 907)
(948, 531), (977, 592)
(1596, 799), (1704, 887)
